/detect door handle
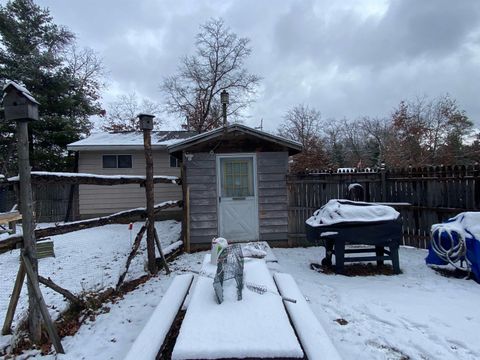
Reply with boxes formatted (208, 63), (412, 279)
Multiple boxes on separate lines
(232, 197), (246, 200)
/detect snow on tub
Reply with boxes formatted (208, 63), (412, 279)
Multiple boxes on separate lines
(306, 199), (400, 228)
(171, 255), (304, 359)
(305, 200), (402, 274)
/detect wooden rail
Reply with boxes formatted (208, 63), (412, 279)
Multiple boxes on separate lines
(0, 200), (182, 253)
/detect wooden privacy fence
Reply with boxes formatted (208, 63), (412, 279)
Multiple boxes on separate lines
(0, 183), (77, 223)
(287, 165), (480, 248)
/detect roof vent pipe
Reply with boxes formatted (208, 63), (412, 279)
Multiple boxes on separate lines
(221, 90), (229, 127)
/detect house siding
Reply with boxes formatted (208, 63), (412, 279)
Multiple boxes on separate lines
(185, 152), (218, 245)
(257, 152), (289, 242)
(78, 150), (182, 216)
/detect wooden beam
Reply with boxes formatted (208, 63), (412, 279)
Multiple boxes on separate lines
(0, 201), (182, 253)
(143, 129), (157, 275)
(21, 253), (64, 354)
(116, 224), (147, 290)
(7, 172), (181, 186)
(2, 261), (25, 335)
(154, 229), (170, 274)
(38, 276), (84, 307)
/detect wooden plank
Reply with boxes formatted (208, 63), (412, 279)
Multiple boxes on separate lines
(190, 228), (218, 237)
(189, 190), (217, 199)
(189, 220), (218, 229)
(259, 196), (288, 204)
(0, 211), (22, 224)
(260, 218), (288, 226)
(124, 274), (194, 360)
(274, 273), (342, 360)
(190, 212), (217, 222)
(260, 232), (287, 241)
(187, 168), (216, 176)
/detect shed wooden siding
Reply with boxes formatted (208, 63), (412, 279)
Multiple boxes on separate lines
(257, 152), (288, 242)
(186, 151), (288, 245)
(185, 152), (218, 244)
(78, 150), (181, 215)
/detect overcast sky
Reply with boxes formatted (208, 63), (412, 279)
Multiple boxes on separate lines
(37, 0), (480, 131)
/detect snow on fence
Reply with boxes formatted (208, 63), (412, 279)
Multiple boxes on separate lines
(0, 171), (181, 222)
(0, 201), (181, 254)
(287, 165), (480, 248)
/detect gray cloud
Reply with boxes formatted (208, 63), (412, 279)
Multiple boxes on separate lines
(37, 0), (480, 130)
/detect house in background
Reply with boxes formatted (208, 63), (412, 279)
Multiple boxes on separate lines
(168, 123), (302, 250)
(67, 131), (195, 219)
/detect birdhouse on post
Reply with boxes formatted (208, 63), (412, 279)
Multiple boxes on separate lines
(138, 113), (154, 131)
(3, 81), (39, 122)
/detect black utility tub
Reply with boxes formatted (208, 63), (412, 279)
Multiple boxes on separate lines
(306, 210), (402, 274)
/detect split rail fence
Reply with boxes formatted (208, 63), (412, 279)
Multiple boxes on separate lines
(287, 165), (480, 248)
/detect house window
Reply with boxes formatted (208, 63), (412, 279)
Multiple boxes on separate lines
(118, 155), (132, 168)
(102, 155), (132, 169)
(170, 155), (181, 168)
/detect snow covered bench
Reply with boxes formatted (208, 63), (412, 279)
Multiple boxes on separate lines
(172, 255), (304, 359)
(124, 274), (194, 360)
(274, 273), (342, 360)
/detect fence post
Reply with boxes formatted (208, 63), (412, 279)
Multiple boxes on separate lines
(474, 164), (480, 209)
(139, 113), (157, 275)
(380, 163), (387, 202)
(3, 83), (43, 343)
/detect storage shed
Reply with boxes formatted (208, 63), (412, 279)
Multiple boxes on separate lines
(168, 124), (302, 250)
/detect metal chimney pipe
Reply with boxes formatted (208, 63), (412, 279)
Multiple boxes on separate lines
(220, 90), (229, 127)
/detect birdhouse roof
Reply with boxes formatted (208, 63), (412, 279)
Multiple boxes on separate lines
(3, 81), (40, 104)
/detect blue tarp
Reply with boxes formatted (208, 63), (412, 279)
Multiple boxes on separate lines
(426, 212), (480, 283)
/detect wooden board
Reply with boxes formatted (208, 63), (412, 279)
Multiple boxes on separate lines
(0, 211), (22, 224)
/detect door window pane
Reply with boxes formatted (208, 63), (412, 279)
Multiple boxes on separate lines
(118, 155), (132, 168)
(221, 158), (254, 197)
(102, 155), (117, 168)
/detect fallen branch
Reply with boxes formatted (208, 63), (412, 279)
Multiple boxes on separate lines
(7, 171), (181, 185)
(116, 224), (147, 290)
(0, 200), (182, 253)
(38, 276), (84, 307)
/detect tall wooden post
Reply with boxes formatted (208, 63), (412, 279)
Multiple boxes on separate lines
(139, 114), (157, 274)
(380, 162), (387, 202)
(17, 121), (42, 341)
(3, 82), (42, 342)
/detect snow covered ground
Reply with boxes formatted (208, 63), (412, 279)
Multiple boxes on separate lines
(1, 223), (480, 359)
(0, 221), (182, 341)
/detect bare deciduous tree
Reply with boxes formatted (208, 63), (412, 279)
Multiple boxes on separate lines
(278, 104), (328, 172)
(161, 18), (261, 133)
(101, 92), (162, 132)
(389, 95), (473, 166)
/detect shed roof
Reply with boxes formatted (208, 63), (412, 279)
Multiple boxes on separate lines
(67, 131), (196, 151)
(167, 124), (302, 156)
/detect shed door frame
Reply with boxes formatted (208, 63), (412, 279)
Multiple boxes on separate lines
(216, 153), (259, 241)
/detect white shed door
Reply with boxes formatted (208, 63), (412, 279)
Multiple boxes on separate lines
(217, 155), (258, 242)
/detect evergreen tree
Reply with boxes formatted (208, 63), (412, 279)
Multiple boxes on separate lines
(0, 0), (104, 175)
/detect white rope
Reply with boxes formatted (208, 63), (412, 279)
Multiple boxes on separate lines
(430, 227), (470, 276)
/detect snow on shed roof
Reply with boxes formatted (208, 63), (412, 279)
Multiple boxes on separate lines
(168, 123), (302, 155)
(67, 131), (196, 151)
(3, 81), (40, 104)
